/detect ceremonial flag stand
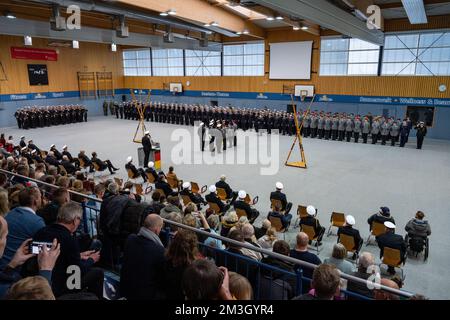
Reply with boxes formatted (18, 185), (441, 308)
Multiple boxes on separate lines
(285, 91), (316, 169)
(130, 89), (151, 144)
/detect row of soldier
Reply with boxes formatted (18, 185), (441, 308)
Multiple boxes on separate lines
(14, 105), (88, 130)
(116, 100), (415, 147)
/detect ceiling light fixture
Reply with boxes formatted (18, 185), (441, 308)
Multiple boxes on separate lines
(5, 11), (16, 19)
(401, 0), (427, 24)
(275, 16), (284, 20)
(204, 22), (211, 27)
(159, 11), (168, 16)
(24, 35), (32, 46)
(242, 30), (249, 34)
(236, 31), (242, 35)
(266, 17), (274, 21)
(293, 26), (300, 31)
(211, 21), (219, 27)
(72, 40), (79, 49)
(301, 25), (309, 30)
(111, 43), (117, 52)
(168, 9), (177, 16)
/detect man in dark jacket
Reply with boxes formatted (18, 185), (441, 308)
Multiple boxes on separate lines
(61, 155), (76, 175)
(270, 182), (292, 214)
(33, 202), (104, 298)
(91, 152), (118, 174)
(233, 190), (259, 224)
(267, 202), (292, 230)
(120, 214), (165, 300)
(142, 131), (152, 168)
(376, 221), (407, 275)
(144, 161), (158, 181)
(27, 140), (41, 153)
(368, 207), (395, 232)
(205, 185), (229, 213)
(300, 205), (325, 245)
(345, 252), (375, 300)
(180, 182), (207, 209)
(215, 175), (237, 202)
(45, 151), (60, 167)
(125, 156), (147, 182)
(78, 150), (93, 172)
(415, 121), (427, 149)
(337, 215), (363, 259)
(37, 187), (70, 225)
(50, 144), (63, 160)
(155, 174), (177, 197)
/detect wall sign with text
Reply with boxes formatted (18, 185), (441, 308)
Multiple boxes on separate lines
(27, 64), (49, 86)
(11, 47), (58, 61)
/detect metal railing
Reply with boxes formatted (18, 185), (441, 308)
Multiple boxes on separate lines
(0, 168), (415, 299)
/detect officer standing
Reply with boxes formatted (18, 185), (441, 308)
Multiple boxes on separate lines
(338, 116), (346, 141)
(345, 116), (354, 142)
(310, 113), (318, 138)
(380, 119), (390, 145)
(102, 100), (108, 116)
(353, 116), (362, 143)
(317, 113), (325, 139)
(324, 114), (331, 140)
(415, 121), (427, 150)
(331, 115), (338, 140)
(362, 117), (370, 144)
(142, 131), (152, 168)
(390, 120), (400, 146)
(371, 117), (380, 144)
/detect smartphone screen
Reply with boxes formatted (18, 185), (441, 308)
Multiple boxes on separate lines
(30, 241), (52, 254)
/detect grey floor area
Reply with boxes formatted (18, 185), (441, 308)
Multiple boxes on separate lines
(2, 116), (450, 299)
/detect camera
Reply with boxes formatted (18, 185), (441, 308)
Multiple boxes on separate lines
(29, 241), (52, 254)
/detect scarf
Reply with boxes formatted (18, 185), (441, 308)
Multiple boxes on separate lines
(137, 227), (164, 248)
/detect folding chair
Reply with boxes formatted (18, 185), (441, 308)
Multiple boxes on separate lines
(181, 194), (192, 207)
(380, 247), (406, 280)
(144, 173), (155, 194)
(294, 205), (308, 228)
(216, 188), (227, 201)
(366, 221), (386, 246)
(155, 188), (166, 198)
(236, 208), (247, 219)
(134, 184), (144, 197)
(244, 194), (259, 205)
(114, 177), (123, 188)
(58, 164), (68, 176)
(327, 212), (346, 237)
(300, 224), (321, 253)
(269, 215), (287, 240)
(167, 175), (181, 190)
(270, 199), (283, 211)
(126, 169), (137, 183)
(78, 158), (90, 176)
(208, 202), (221, 214)
(191, 182), (207, 194)
(339, 233), (360, 261)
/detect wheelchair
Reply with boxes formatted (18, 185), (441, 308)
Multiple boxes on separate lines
(405, 234), (429, 261)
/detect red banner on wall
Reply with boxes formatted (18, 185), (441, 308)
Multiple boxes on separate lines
(10, 47), (58, 61)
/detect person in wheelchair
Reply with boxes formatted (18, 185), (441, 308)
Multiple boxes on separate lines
(405, 211), (431, 240)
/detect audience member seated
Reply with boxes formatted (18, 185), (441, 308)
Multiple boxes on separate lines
(160, 195), (182, 219)
(49, 144), (63, 160)
(163, 229), (201, 300)
(85, 183), (104, 237)
(155, 173), (177, 197)
(182, 259), (233, 300)
(346, 252), (376, 299)
(180, 182), (207, 210)
(405, 211), (431, 240)
(45, 151), (60, 167)
(4, 275), (56, 300)
(0, 188), (9, 217)
(267, 202), (292, 230)
(125, 156), (147, 182)
(220, 211), (238, 237)
(374, 278), (400, 300)
(91, 152), (118, 175)
(215, 174), (237, 202)
(166, 166), (181, 190)
(260, 240), (296, 299)
(292, 264), (341, 300)
(337, 215), (363, 259)
(324, 243), (354, 274)
(61, 156), (76, 175)
(62, 145), (76, 164)
(120, 214), (165, 300)
(290, 232), (322, 280)
(204, 214), (224, 249)
(77, 150), (93, 172)
(205, 185), (229, 214)
(241, 223), (262, 261)
(33, 202), (103, 298)
(10, 165), (29, 186)
(0, 215), (59, 298)
(368, 206), (395, 231)
(233, 190), (259, 224)
(229, 272), (253, 300)
(148, 191), (165, 214)
(300, 205), (325, 245)
(254, 219), (271, 240)
(37, 187), (70, 225)
(376, 221), (407, 275)
(145, 161), (159, 182)
(257, 227), (278, 250)
(0, 187), (45, 269)
(270, 182), (292, 214)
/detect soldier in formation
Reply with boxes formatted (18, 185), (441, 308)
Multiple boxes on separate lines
(14, 105), (87, 129)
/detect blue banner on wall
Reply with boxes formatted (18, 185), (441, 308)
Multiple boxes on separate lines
(1, 88), (450, 107)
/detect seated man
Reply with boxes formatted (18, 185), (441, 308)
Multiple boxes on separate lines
(31, 149), (44, 164)
(155, 174), (178, 197)
(34, 202), (104, 298)
(292, 264), (341, 300)
(120, 214), (165, 300)
(61, 145), (74, 162)
(405, 211), (431, 240)
(346, 252), (376, 299)
(144, 161), (158, 182)
(0, 187), (45, 269)
(290, 232), (322, 280)
(180, 182), (207, 209)
(37, 187), (70, 225)
(45, 151), (60, 167)
(337, 215), (363, 259)
(233, 190), (260, 224)
(27, 140), (41, 153)
(125, 156), (147, 182)
(270, 182), (292, 214)
(77, 150), (93, 172)
(205, 185), (229, 214)
(368, 207), (395, 232)
(254, 219), (271, 240)
(49, 144), (63, 160)
(300, 205), (325, 245)
(215, 174), (237, 203)
(376, 221), (407, 275)
(166, 166), (181, 190)
(61, 155), (76, 175)
(267, 202), (292, 230)
(91, 152), (119, 174)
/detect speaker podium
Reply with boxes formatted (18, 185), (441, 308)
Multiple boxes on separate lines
(138, 143), (161, 170)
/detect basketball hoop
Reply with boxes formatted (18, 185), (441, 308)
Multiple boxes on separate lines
(300, 90), (308, 102)
(172, 87), (179, 96)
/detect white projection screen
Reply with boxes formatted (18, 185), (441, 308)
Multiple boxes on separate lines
(269, 41), (313, 80)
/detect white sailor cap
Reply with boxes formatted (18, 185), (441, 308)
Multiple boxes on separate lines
(307, 205), (316, 216)
(50, 144), (55, 148)
(238, 190), (247, 199)
(145, 131), (150, 135)
(127, 156), (133, 163)
(62, 145), (67, 149)
(148, 161), (154, 168)
(384, 221), (396, 229)
(275, 182), (283, 190)
(345, 215), (356, 226)
(182, 182), (191, 189)
(209, 185), (217, 193)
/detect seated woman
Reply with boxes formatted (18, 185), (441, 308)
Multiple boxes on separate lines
(91, 152), (119, 174)
(324, 243), (355, 275)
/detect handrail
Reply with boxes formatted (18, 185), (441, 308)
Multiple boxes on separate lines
(0, 168), (415, 299)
